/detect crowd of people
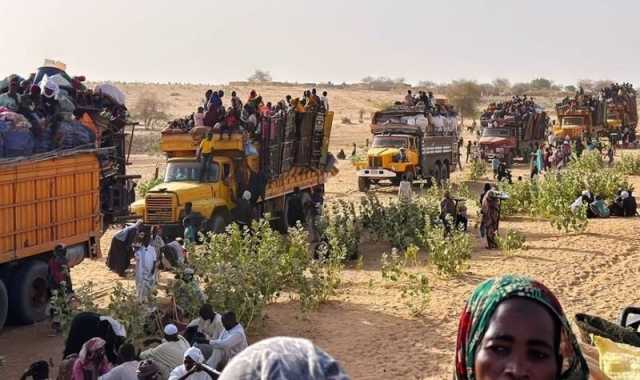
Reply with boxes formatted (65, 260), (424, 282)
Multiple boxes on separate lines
(20, 301), (352, 380)
(481, 95), (541, 128)
(0, 67), (128, 158)
(23, 272), (615, 379)
(403, 89), (458, 117)
(571, 189), (638, 218)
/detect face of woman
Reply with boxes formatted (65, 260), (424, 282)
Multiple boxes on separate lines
(474, 298), (559, 380)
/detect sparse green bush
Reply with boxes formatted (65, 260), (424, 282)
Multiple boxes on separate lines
(190, 219), (344, 328)
(615, 153), (640, 176)
(466, 159), (488, 181)
(380, 248), (431, 316)
(497, 230), (527, 256)
(107, 282), (159, 344)
(422, 224), (472, 276)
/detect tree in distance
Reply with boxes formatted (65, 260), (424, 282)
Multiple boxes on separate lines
(446, 79), (482, 124)
(248, 69), (273, 83)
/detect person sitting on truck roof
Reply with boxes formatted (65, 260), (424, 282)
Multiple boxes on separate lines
(240, 104), (257, 134)
(107, 220), (143, 277)
(194, 106), (205, 127)
(320, 91), (329, 112)
(203, 89), (213, 111)
(0, 75), (20, 111)
(404, 90), (414, 106)
(198, 131), (215, 182)
(231, 91), (242, 115)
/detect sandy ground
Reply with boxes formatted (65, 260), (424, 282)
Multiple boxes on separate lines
(1, 86), (640, 379)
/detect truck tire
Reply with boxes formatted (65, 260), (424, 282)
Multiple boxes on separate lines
(0, 279), (7, 330)
(8, 260), (49, 324)
(207, 212), (228, 234)
(442, 163), (450, 181)
(358, 177), (370, 192)
(433, 164), (442, 185)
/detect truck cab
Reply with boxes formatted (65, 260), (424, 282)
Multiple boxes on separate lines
(357, 134), (420, 184)
(130, 133), (249, 239)
(479, 127), (517, 165)
(554, 113), (590, 140)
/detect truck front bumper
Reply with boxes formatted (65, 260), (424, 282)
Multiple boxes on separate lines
(357, 168), (397, 178)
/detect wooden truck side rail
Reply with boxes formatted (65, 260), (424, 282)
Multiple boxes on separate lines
(0, 151), (102, 265)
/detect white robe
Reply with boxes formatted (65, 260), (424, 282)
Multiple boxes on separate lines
(135, 245), (157, 302)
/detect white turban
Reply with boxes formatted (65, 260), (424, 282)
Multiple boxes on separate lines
(184, 347), (204, 363)
(164, 324), (178, 336)
(242, 190), (252, 201)
(621, 191), (630, 199)
(42, 79), (59, 98)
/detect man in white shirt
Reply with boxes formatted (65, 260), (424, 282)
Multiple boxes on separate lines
(140, 324), (190, 379)
(99, 344), (138, 380)
(169, 347), (218, 380)
(320, 91), (329, 112)
(134, 233), (157, 303)
(205, 312), (248, 370)
(185, 304), (225, 345)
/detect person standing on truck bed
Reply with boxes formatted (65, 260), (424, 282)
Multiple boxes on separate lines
(404, 90), (414, 106)
(198, 131), (215, 182)
(107, 220), (143, 277)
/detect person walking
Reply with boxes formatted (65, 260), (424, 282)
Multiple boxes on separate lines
(134, 233), (158, 303)
(481, 190), (501, 249)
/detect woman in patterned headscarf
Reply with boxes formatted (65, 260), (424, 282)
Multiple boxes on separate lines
(455, 275), (588, 380)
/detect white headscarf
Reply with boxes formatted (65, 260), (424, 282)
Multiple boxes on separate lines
(99, 316), (127, 337)
(184, 347), (205, 363)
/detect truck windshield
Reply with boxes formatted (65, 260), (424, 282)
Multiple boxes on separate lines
(561, 116), (584, 126)
(371, 136), (408, 148)
(165, 161), (220, 182)
(481, 128), (511, 137)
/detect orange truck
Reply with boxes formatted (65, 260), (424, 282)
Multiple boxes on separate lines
(130, 110), (336, 238)
(0, 149), (136, 330)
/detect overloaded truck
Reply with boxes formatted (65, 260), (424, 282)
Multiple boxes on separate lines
(130, 109), (336, 237)
(478, 100), (548, 165)
(0, 63), (136, 330)
(554, 86), (637, 140)
(354, 104), (459, 191)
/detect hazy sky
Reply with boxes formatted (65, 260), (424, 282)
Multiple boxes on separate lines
(2, 0), (639, 86)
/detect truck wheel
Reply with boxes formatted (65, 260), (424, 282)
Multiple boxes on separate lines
(0, 279), (7, 330)
(358, 177), (370, 192)
(207, 213), (228, 235)
(433, 164), (442, 185)
(8, 260), (49, 324)
(442, 164), (450, 181)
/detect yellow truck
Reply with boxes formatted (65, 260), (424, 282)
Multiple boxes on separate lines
(355, 105), (459, 191)
(131, 110), (336, 237)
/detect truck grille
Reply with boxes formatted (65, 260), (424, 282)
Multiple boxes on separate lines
(145, 195), (175, 224)
(369, 157), (383, 168)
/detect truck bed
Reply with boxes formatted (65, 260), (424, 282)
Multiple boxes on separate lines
(0, 151), (102, 264)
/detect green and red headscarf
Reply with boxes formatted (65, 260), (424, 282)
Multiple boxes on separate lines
(454, 275), (589, 380)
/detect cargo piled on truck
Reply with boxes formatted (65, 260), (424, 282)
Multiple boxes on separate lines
(478, 96), (549, 165)
(130, 89), (337, 239)
(0, 61), (137, 330)
(554, 83), (637, 141)
(354, 98), (460, 191)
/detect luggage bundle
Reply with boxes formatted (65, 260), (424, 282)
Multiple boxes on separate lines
(0, 64), (128, 160)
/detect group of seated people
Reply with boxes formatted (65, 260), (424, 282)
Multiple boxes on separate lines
(402, 90), (457, 117)
(22, 302), (350, 380)
(165, 88), (329, 140)
(22, 273), (612, 379)
(570, 189), (638, 218)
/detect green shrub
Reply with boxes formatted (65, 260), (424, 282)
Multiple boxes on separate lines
(107, 282), (158, 344)
(191, 219), (344, 328)
(497, 230), (526, 256)
(422, 224), (472, 276)
(615, 153), (640, 176)
(380, 248), (431, 316)
(466, 159), (488, 180)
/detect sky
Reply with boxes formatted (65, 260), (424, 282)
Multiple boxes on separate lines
(2, 0), (639, 86)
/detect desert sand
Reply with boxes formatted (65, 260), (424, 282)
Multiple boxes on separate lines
(1, 84), (639, 379)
